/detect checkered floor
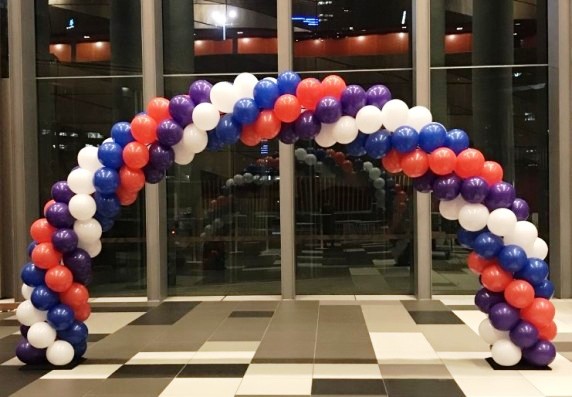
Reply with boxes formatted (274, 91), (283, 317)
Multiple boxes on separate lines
(1, 296), (571, 396)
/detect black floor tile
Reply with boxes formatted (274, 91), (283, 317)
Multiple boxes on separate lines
(0, 319), (20, 326)
(109, 364), (184, 378)
(485, 357), (551, 371)
(178, 364), (249, 378)
(554, 341), (572, 352)
(87, 334), (109, 343)
(230, 311), (274, 318)
(408, 311), (464, 325)
(129, 302), (200, 325)
(0, 367), (51, 397)
(312, 379), (387, 396)
(384, 379), (466, 397)
(91, 306), (153, 313)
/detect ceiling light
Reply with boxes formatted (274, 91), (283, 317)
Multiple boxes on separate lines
(456, 26), (463, 31)
(401, 10), (407, 25)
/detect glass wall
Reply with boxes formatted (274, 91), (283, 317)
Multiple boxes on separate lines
(430, 0), (548, 294)
(163, 1), (280, 295)
(35, 0), (146, 296)
(292, 1), (415, 295)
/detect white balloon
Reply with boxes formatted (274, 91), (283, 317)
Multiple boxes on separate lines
(77, 146), (103, 173)
(458, 203), (490, 231)
(314, 124), (337, 148)
(243, 172), (253, 183)
(355, 105), (383, 134)
(504, 221), (538, 249)
(305, 154), (317, 166)
(332, 116), (359, 144)
(233, 174), (244, 185)
(210, 81), (239, 113)
(530, 237), (548, 259)
(183, 124), (209, 153)
(233, 73), (259, 98)
(172, 145), (196, 165)
(74, 218), (102, 244)
(478, 318), (509, 345)
(369, 167), (382, 180)
(491, 339), (522, 367)
(294, 148), (307, 161)
(373, 178), (385, 190)
(363, 161), (373, 171)
(21, 284), (34, 300)
(78, 239), (102, 258)
(103, 137), (114, 143)
(406, 106), (433, 131)
(68, 194), (97, 221)
(67, 168), (95, 195)
(380, 99), (409, 132)
(192, 103), (220, 131)
(439, 195), (467, 221)
(225, 178), (235, 187)
(486, 208), (517, 237)
(16, 300), (47, 326)
(46, 340), (75, 366)
(264, 77), (278, 84)
(28, 322), (57, 349)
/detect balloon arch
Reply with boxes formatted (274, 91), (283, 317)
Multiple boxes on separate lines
(16, 72), (557, 368)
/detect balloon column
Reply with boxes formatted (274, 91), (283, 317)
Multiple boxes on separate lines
(16, 72), (556, 367)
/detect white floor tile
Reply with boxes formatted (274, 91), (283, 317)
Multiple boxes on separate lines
(190, 341), (258, 364)
(516, 354), (572, 396)
(126, 351), (196, 365)
(236, 364), (313, 396)
(1, 357), (24, 366)
(356, 295), (416, 301)
(223, 295), (282, 301)
(0, 298), (15, 303)
(313, 364), (382, 379)
(164, 296), (224, 302)
(454, 375), (543, 397)
(84, 312), (146, 334)
(369, 332), (439, 362)
(41, 364), (122, 379)
(296, 295), (355, 300)
(434, 295), (476, 306)
(159, 378), (242, 397)
(442, 357), (519, 378)
(89, 297), (148, 303)
(452, 310), (487, 335)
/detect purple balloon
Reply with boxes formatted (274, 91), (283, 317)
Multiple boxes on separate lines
(294, 110), (321, 140)
(489, 302), (520, 331)
(511, 198), (530, 221)
(432, 174), (462, 201)
(20, 325), (30, 338)
(366, 84), (392, 109)
(169, 95), (195, 127)
(52, 228), (79, 254)
(279, 123), (298, 144)
(340, 85), (367, 117)
(143, 165), (166, 184)
(189, 79), (212, 104)
(510, 320), (539, 348)
(413, 170), (436, 193)
(315, 96), (342, 124)
(51, 181), (75, 204)
(157, 119), (183, 147)
(523, 340), (556, 366)
(63, 248), (93, 285)
(461, 177), (489, 204)
(475, 288), (505, 313)
(16, 338), (47, 365)
(485, 182), (516, 210)
(27, 241), (38, 258)
(149, 143), (175, 171)
(45, 202), (75, 229)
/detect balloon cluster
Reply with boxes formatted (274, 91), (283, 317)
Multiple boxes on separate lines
(16, 71), (555, 367)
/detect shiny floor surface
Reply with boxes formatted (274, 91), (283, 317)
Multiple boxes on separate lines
(1, 296), (571, 397)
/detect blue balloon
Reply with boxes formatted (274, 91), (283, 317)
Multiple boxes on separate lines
(206, 130), (225, 151)
(110, 122), (134, 147)
(534, 279), (555, 299)
(21, 262), (46, 287)
(253, 79), (280, 109)
(457, 227), (486, 249)
(74, 340), (88, 359)
(315, 148), (327, 161)
(498, 245), (528, 273)
(97, 142), (124, 169)
(232, 98), (260, 124)
(392, 126), (419, 153)
(418, 123), (447, 153)
(31, 285), (60, 310)
(93, 167), (120, 195)
(445, 128), (470, 155)
(365, 130), (392, 159)
(27, 241), (37, 258)
(57, 321), (88, 346)
(277, 71), (301, 95)
(516, 258), (549, 285)
(47, 304), (75, 331)
(95, 193), (121, 219)
(472, 232), (504, 259)
(94, 213), (115, 232)
(215, 114), (241, 145)
(345, 133), (368, 157)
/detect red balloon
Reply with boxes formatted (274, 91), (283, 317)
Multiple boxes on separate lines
(521, 298), (556, 328)
(296, 78), (324, 110)
(400, 149), (429, 178)
(321, 75), (347, 99)
(60, 282), (89, 309)
(481, 263), (513, 292)
(45, 266), (73, 292)
(467, 252), (496, 275)
(537, 321), (557, 341)
(381, 150), (403, 174)
(325, 149), (336, 157)
(428, 147), (457, 176)
(504, 279), (535, 309)
(254, 110), (281, 140)
(123, 141), (150, 169)
(481, 161), (504, 185)
(455, 148), (485, 179)
(333, 152), (346, 165)
(119, 166), (145, 193)
(31, 243), (62, 270)
(240, 124), (262, 147)
(74, 302), (92, 322)
(43, 200), (55, 216)
(131, 114), (158, 145)
(116, 186), (138, 206)
(341, 160), (353, 173)
(30, 218), (56, 243)
(146, 97), (171, 123)
(274, 94), (301, 123)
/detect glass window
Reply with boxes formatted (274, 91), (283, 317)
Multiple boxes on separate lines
(35, 0), (142, 77)
(0, 0), (7, 78)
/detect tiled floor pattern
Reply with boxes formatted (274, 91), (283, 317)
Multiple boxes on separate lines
(1, 298), (572, 396)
